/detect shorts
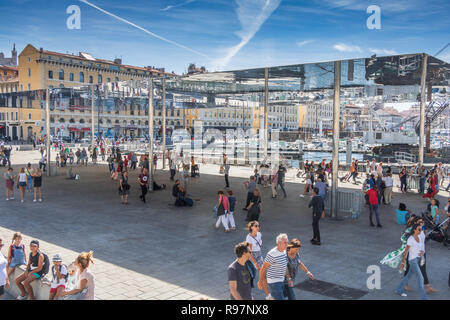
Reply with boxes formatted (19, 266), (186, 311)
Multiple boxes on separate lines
(32, 273), (41, 279)
(252, 251), (264, 268)
(8, 261), (25, 268)
(50, 285), (66, 293)
(19, 182), (27, 187)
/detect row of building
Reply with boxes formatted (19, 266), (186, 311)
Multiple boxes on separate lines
(0, 43), (338, 141)
(2, 43), (423, 142)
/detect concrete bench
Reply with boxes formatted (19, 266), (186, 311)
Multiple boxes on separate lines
(5, 264), (51, 300)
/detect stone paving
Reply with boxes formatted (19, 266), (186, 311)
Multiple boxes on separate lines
(0, 150), (449, 300)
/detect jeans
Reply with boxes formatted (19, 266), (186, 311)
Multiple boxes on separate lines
(404, 253), (429, 285)
(396, 257), (428, 300)
(400, 179), (407, 192)
(268, 282), (286, 300)
(170, 169), (176, 180)
(140, 184), (148, 202)
(26, 176), (33, 191)
(277, 180), (287, 197)
(225, 174), (229, 187)
(419, 178), (426, 193)
(369, 204), (381, 225)
(312, 213), (321, 242)
(283, 282), (296, 300)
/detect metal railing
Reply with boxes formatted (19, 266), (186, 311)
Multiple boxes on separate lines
(324, 189), (363, 219)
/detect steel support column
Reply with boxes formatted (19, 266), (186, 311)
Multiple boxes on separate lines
(91, 85), (95, 149)
(45, 88), (51, 177)
(149, 78), (154, 191)
(264, 67), (269, 159)
(331, 61), (341, 219)
(418, 54), (428, 166)
(162, 76), (166, 169)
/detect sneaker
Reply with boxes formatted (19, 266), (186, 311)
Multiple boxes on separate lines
(17, 295), (28, 300)
(395, 291), (407, 297)
(299, 194), (305, 198)
(6, 198), (9, 201)
(377, 224), (383, 228)
(370, 222), (375, 227)
(21, 200), (24, 203)
(38, 199), (42, 202)
(33, 199), (37, 202)
(10, 197), (14, 200)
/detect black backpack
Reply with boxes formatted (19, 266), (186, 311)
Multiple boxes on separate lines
(38, 251), (50, 276)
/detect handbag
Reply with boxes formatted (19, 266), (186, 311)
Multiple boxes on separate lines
(219, 166), (224, 174)
(217, 202), (225, 216)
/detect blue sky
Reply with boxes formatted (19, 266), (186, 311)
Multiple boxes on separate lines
(0, 0), (449, 74)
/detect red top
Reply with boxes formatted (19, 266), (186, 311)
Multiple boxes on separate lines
(366, 189), (378, 205)
(124, 158), (129, 167)
(139, 174), (149, 185)
(219, 195), (229, 211)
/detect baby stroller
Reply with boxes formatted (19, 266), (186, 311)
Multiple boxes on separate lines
(422, 212), (450, 246)
(191, 164), (200, 177)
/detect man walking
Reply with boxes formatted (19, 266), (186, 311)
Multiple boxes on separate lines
(308, 188), (325, 245)
(228, 242), (253, 300)
(276, 165), (287, 198)
(138, 168), (149, 203)
(366, 184), (382, 227)
(244, 176), (257, 210)
(224, 162), (230, 188)
(382, 173), (394, 204)
(257, 234), (289, 300)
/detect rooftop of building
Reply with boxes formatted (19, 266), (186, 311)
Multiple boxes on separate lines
(20, 44), (175, 76)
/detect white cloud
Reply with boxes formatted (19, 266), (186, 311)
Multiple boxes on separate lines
(296, 40), (315, 47)
(211, 0), (282, 70)
(161, 0), (195, 12)
(369, 48), (398, 55)
(333, 43), (362, 52)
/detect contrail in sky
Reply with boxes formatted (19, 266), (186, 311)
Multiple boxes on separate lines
(78, 0), (210, 59)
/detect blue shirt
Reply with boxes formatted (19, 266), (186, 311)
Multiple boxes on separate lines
(228, 196), (236, 212)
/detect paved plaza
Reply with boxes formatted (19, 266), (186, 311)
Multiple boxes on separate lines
(0, 149), (449, 300)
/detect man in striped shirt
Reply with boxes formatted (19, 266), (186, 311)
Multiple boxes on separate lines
(257, 234), (290, 300)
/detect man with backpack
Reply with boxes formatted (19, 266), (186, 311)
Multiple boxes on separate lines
(15, 240), (49, 300)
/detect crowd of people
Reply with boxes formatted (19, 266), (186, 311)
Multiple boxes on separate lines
(0, 232), (94, 300)
(3, 164), (43, 202)
(228, 233), (315, 300)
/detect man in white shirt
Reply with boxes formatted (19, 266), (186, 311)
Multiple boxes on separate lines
(382, 173), (394, 204)
(258, 234), (289, 300)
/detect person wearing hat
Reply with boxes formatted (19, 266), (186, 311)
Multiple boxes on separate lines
(15, 240), (44, 300)
(49, 253), (68, 300)
(284, 239), (315, 300)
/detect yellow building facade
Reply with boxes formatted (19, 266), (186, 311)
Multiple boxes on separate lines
(13, 44), (174, 140)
